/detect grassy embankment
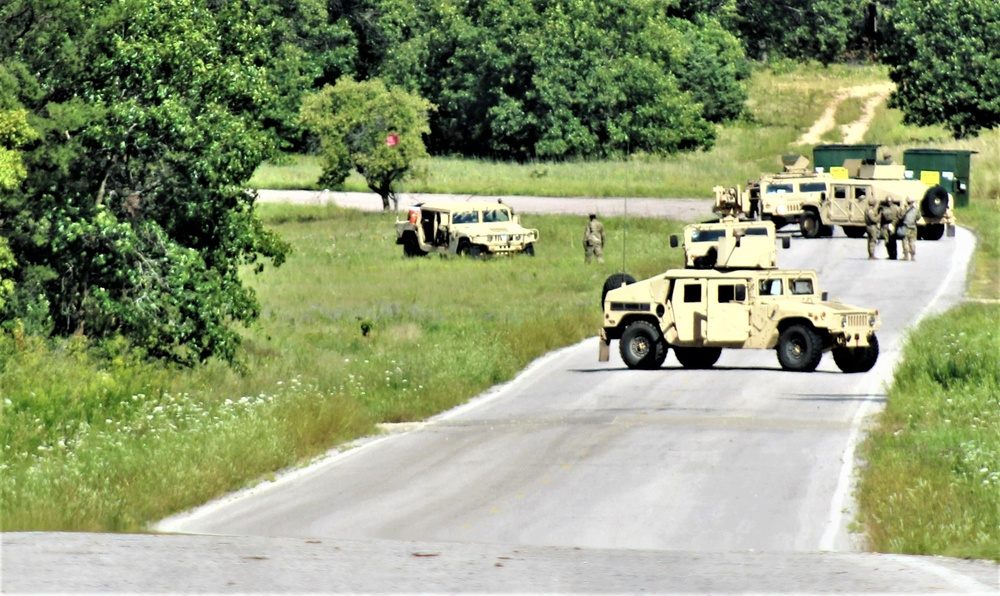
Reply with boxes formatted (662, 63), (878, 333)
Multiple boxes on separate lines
(2, 63), (997, 559)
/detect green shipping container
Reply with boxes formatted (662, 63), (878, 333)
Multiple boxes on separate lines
(903, 149), (976, 208)
(812, 144), (881, 173)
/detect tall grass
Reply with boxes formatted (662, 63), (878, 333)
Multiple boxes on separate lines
(0, 206), (683, 531)
(857, 303), (1000, 560)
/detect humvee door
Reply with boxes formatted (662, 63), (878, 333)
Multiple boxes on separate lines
(706, 279), (750, 343)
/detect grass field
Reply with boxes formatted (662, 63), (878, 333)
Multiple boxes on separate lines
(2, 63), (999, 560)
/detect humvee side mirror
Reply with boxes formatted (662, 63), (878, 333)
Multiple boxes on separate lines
(669, 235), (679, 248)
(782, 237), (791, 249)
(822, 291), (829, 301)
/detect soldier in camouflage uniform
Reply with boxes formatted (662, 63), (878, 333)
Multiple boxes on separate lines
(864, 196), (881, 259)
(584, 212), (605, 264)
(900, 196), (919, 261)
(880, 197), (902, 260)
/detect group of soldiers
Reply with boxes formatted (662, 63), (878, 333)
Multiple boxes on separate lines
(864, 195), (919, 261)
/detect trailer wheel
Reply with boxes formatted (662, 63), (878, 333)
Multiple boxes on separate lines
(619, 320), (667, 370)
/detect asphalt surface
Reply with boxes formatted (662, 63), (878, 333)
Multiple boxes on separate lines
(3, 192), (997, 594)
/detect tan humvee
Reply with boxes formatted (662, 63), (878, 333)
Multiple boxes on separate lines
(394, 200), (538, 257)
(716, 156), (956, 241)
(598, 267), (881, 373)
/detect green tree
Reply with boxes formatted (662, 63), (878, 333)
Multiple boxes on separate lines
(375, 0), (745, 160)
(0, 0), (289, 364)
(300, 76), (434, 210)
(0, 107), (36, 311)
(735, 0), (870, 64)
(881, 0), (1000, 138)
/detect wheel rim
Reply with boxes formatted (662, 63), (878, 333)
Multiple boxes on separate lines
(786, 335), (805, 361)
(629, 336), (651, 359)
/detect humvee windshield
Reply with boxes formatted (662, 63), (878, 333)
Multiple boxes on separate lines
(690, 226), (770, 243)
(452, 210), (479, 224)
(790, 278), (814, 295)
(483, 208), (511, 223)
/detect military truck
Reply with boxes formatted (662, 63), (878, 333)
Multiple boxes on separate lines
(714, 155), (956, 241)
(598, 219), (881, 373)
(394, 200), (538, 257)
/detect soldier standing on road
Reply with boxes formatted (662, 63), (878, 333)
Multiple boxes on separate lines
(864, 196), (881, 259)
(880, 197), (902, 260)
(901, 196), (919, 261)
(584, 212), (605, 264)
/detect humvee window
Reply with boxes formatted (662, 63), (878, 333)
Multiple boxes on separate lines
(800, 182), (827, 193)
(833, 186), (849, 199)
(760, 279), (783, 296)
(453, 211), (479, 224)
(791, 279), (814, 295)
(767, 184), (794, 194)
(744, 226), (770, 236)
(484, 209), (510, 223)
(717, 283), (747, 303)
(691, 229), (726, 242)
(683, 283), (703, 303)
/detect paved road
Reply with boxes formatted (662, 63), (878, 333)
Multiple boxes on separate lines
(4, 195), (997, 593)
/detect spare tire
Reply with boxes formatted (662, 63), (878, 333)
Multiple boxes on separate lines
(601, 273), (636, 306)
(922, 185), (949, 218)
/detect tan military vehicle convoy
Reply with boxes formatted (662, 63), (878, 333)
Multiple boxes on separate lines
(395, 200), (538, 257)
(599, 220), (881, 373)
(715, 155), (956, 241)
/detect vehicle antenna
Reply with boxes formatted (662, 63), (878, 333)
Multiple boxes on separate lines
(621, 197), (628, 272)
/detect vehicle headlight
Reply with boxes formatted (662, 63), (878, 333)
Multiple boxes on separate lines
(869, 314), (877, 327)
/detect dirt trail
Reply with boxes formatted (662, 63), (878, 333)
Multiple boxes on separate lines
(796, 83), (895, 146)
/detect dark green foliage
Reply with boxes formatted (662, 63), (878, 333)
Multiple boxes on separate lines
(735, 0), (870, 64)
(881, 0), (1000, 138)
(376, 0), (747, 160)
(0, 0), (289, 365)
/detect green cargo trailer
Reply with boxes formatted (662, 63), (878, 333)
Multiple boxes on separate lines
(903, 149), (976, 207)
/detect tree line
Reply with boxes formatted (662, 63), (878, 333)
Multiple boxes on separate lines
(1, 0), (997, 364)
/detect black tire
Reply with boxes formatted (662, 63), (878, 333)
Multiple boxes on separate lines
(456, 242), (471, 256)
(832, 334), (879, 373)
(619, 320), (668, 370)
(523, 243), (535, 256)
(799, 211), (821, 239)
(469, 245), (482, 258)
(402, 234), (426, 257)
(601, 273), (636, 306)
(673, 346), (722, 369)
(922, 185), (949, 218)
(776, 323), (824, 372)
(918, 224), (945, 241)
(842, 226), (866, 239)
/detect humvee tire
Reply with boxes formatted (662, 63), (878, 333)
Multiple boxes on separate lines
(402, 234), (427, 257)
(832, 334), (879, 373)
(777, 323), (823, 372)
(619, 320), (668, 370)
(673, 346), (722, 369)
(601, 273), (636, 306)
(799, 211), (821, 239)
(918, 224), (945, 241)
(922, 185), (949, 218)
(842, 226), (866, 239)
(524, 243), (535, 256)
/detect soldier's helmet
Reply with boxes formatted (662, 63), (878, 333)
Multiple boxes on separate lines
(868, 196), (877, 206)
(907, 196), (916, 204)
